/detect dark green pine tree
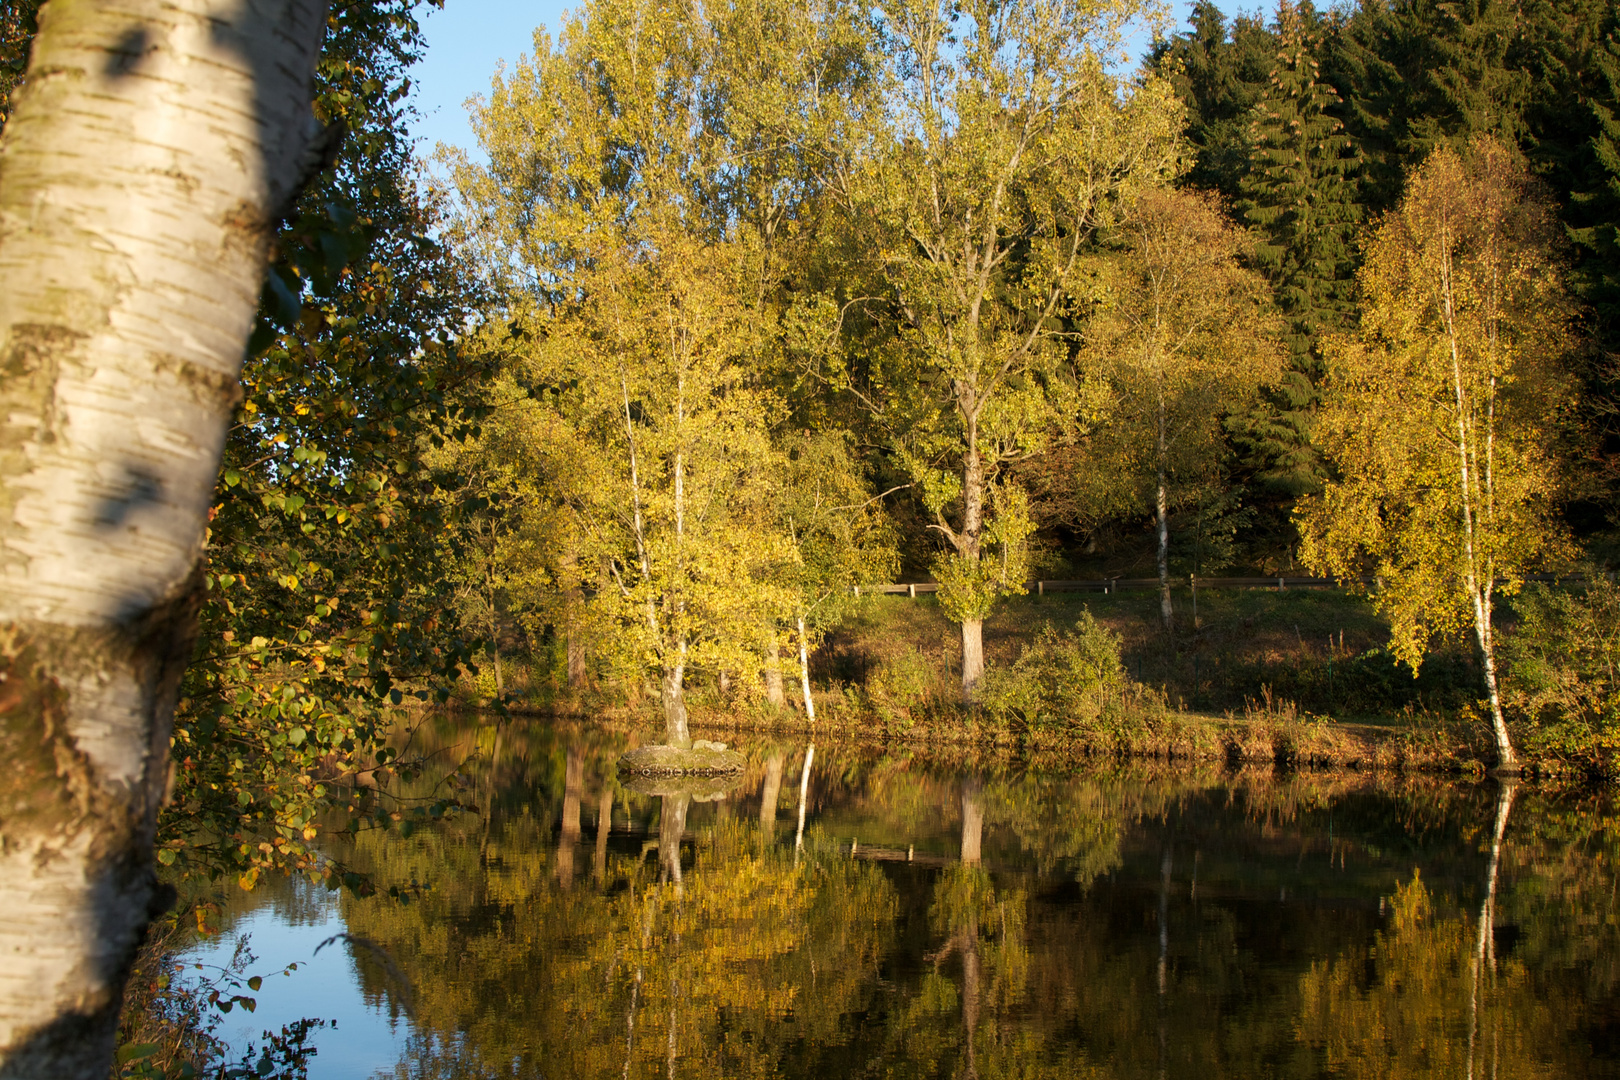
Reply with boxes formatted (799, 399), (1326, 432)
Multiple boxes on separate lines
(1230, 0), (1361, 498)
(1150, 2), (1278, 200)
(1552, 30), (1620, 339)
(1326, 0), (1536, 212)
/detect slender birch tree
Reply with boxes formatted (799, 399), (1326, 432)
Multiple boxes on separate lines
(1298, 140), (1576, 771)
(831, 0), (1183, 697)
(771, 430), (900, 720)
(0, 1), (330, 1075)
(1079, 189), (1284, 629)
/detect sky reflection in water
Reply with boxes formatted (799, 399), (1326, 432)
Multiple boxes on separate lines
(191, 717), (1620, 1079)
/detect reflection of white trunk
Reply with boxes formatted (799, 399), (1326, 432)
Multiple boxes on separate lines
(1158, 845), (1172, 1080)
(759, 753), (784, 841)
(960, 919), (981, 1080)
(658, 793), (690, 888)
(959, 778), (983, 1078)
(794, 744), (815, 860)
(1467, 781), (1516, 1080)
(0, 4), (329, 1075)
(796, 616), (816, 722)
(622, 901), (655, 1080)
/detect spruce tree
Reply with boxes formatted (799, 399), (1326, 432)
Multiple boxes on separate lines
(1230, 0), (1361, 499)
(1328, 0), (1536, 211)
(1559, 32), (1620, 336)
(1151, 2), (1277, 200)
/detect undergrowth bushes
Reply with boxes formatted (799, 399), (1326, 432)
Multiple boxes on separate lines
(978, 612), (1128, 730)
(1501, 575), (1620, 775)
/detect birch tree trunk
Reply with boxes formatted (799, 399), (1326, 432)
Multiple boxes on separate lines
(795, 616), (816, 722)
(660, 662), (690, 747)
(0, 3), (328, 1075)
(1441, 248), (1517, 772)
(1156, 406), (1173, 633)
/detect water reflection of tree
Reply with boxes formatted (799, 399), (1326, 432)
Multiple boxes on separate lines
(336, 742), (897, 1079)
(318, 722), (1620, 1079)
(1295, 782), (1592, 1080)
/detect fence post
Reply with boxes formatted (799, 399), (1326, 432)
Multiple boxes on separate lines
(908, 583), (916, 598)
(1038, 580), (1045, 596)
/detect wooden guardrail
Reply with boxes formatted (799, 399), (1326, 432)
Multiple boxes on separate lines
(858, 572), (1581, 597)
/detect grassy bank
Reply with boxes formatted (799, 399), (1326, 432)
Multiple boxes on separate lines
(819, 589), (1481, 721)
(472, 586), (1609, 778)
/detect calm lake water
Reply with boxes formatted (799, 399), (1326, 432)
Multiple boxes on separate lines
(192, 716), (1620, 1079)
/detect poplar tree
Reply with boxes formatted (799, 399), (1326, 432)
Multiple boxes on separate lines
(1230, 0), (1362, 499)
(832, 0), (1182, 697)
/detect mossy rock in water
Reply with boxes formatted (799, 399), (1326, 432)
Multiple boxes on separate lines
(618, 741), (746, 776)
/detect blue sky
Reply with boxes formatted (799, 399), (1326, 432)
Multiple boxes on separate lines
(406, 0), (1205, 160)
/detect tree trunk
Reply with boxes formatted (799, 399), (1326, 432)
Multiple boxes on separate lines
(660, 664), (689, 747)
(796, 616), (816, 723)
(563, 551), (586, 690)
(960, 778), (983, 865)
(1473, 584), (1516, 772)
(1468, 781), (1516, 1078)
(658, 792), (690, 887)
(556, 744), (583, 888)
(961, 619), (984, 700)
(1157, 411), (1173, 632)
(793, 743), (815, 858)
(759, 753), (784, 841)
(593, 784), (614, 883)
(763, 630), (784, 707)
(1442, 263), (1516, 772)
(0, 3), (328, 1076)
(717, 669), (731, 696)
(566, 621), (586, 690)
(957, 424), (987, 700)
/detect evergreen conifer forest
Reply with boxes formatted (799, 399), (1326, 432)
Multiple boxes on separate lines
(8, 0), (1620, 1074)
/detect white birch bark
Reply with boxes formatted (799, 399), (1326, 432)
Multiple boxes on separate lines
(1439, 232), (1517, 771)
(0, 2), (329, 1075)
(795, 615), (816, 722)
